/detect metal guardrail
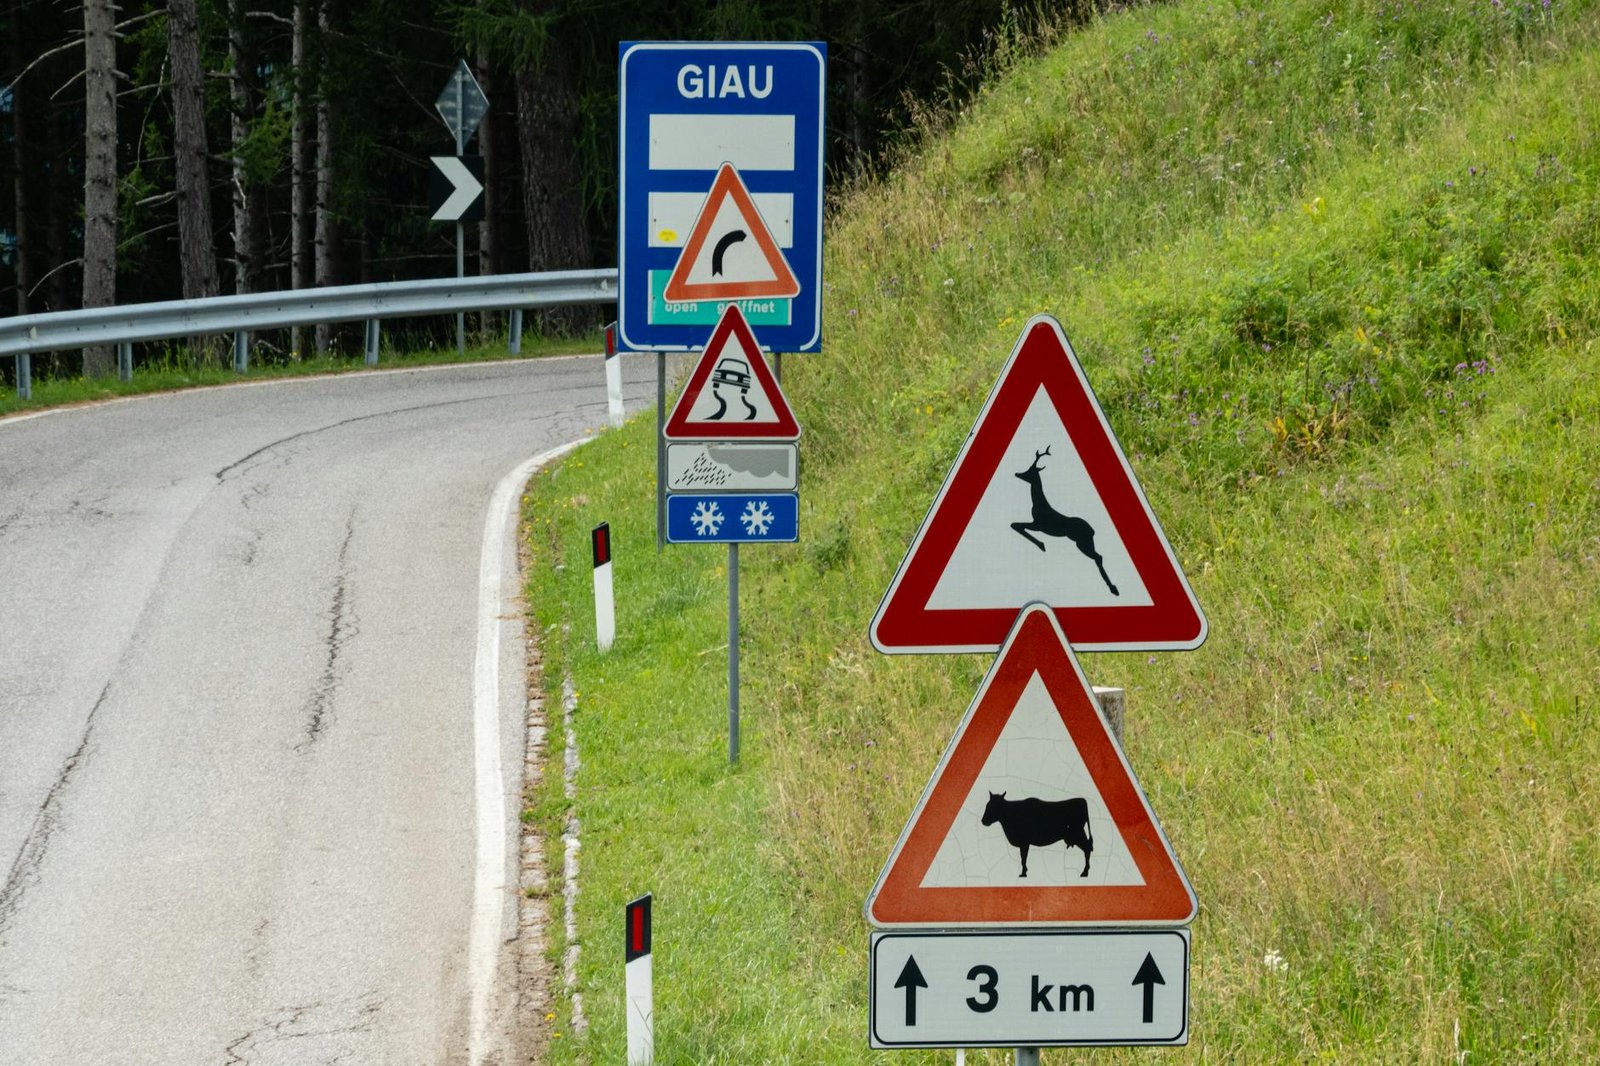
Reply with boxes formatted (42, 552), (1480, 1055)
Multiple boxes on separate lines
(2, 268), (619, 399)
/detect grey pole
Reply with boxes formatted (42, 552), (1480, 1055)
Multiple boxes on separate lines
(1013, 688), (1125, 1066)
(454, 70), (466, 355)
(656, 351), (666, 551)
(364, 319), (381, 366)
(118, 341), (133, 381)
(509, 308), (523, 354)
(728, 541), (740, 764)
(233, 330), (248, 373)
(17, 353), (31, 399)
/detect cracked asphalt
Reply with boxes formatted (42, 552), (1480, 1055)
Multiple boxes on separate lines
(0, 356), (657, 1064)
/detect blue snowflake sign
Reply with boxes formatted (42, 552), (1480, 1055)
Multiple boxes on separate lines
(666, 493), (798, 543)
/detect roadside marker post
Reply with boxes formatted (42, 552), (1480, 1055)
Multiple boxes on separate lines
(605, 322), (626, 428)
(625, 894), (653, 1065)
(593, 523), (615, 653)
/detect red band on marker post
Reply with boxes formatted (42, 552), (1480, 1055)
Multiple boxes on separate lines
(605, 322), (618, 360)
(592, 523), (611, 568)
(625, 894), (652, 962)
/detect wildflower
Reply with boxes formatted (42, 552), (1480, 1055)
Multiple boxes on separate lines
(1263, 949), (1288, 974)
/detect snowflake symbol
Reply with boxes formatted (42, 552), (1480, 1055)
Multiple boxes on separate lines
(740, 500), (775, 536)
(689, 499), (724, 536)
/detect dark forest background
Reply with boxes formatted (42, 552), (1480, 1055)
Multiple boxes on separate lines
(1, 0), (1110, 369)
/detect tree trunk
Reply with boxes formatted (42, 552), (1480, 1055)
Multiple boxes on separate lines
(8, 1), (34, 317)
(475, 49), (494, 278)
(515, 7), (590, 331)
(227, 0), (261, 297)
(81, 0), (118, 377)
(290, 0), (310, 357)
(313, 1), (334, 352)
(169, 0), (220, 306)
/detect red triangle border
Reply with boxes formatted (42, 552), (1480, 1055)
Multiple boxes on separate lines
(662, 304), (801, 441)
(870, 314), (1206, 653)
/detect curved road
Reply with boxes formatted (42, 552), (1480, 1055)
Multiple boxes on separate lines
(0, 356), (655, 1064)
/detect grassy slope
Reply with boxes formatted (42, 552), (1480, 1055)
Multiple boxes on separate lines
(524, 1), (1600, 1061)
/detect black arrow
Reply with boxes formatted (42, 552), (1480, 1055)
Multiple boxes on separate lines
(1131, 952), (1165, 1023)
(894, 955), (929, 1027)
(711, 229), (747, 275)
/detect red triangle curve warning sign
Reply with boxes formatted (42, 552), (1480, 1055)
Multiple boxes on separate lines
(663, 304), (800, 441)
(663, 162), (800, 304)
(870, 314), (1206, 653)
(866, 603), (1196, 927)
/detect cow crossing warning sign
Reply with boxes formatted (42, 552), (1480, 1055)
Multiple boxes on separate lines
(865, 603), (1196, 927)
(870, 315), (1206, 654)
(663, 163), (800, 304)
(663, 303), (801, 440)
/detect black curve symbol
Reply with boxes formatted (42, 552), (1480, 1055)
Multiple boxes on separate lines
(711, 230), (747, 276)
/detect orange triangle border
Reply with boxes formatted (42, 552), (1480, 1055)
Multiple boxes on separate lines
(663, 163), (800, 303)
(866, 604), (1196, 927)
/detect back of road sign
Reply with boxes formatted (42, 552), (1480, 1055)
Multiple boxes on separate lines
(618, 41), (825, 352)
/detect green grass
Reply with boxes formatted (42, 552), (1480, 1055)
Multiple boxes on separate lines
(0, 328), (596, 418)
(529, 2), (1600, 1060)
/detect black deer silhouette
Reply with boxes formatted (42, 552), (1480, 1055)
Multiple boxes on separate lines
(1011, 446), (1120, 596)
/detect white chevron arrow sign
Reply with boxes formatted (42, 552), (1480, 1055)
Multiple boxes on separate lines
(430, 155), (485, 222)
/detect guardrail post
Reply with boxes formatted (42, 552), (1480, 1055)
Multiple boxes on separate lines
(233, 331), (248, 374)
(118, 342), (133, 381)
(508, 309), (523, 355)
(364, 319), (380, 366)
(17, 354), (31, 400)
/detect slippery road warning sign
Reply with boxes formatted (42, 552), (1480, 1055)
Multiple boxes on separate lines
(870, 315), (1206, 654)
(663, 163), (800, 304)
(663, 304), (801, 440)
(865, 604), (1196, 927)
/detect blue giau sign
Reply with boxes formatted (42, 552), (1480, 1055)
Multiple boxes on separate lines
(666, 493), (799, 544)
(618, 41), (825, 353)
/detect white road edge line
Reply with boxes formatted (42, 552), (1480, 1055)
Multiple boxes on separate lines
(470, 435), (592, 1066)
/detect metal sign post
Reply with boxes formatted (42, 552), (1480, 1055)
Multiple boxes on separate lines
(454, 75), (465, 354)
(434, 59), (489, 355)
(728, 542), (740, 763)
(621, 42), (825, 763)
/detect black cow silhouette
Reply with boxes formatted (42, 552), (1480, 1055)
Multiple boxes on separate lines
(1011, 446), (1119, 596)
(981, 791), (1093, 878)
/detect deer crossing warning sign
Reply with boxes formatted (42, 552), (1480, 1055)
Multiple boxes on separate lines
(865, 603), (1196, 927)
(870, 315), (1207, 654)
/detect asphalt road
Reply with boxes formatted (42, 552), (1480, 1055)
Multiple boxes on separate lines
(0, 356), (658, 1064)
